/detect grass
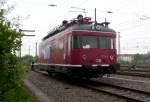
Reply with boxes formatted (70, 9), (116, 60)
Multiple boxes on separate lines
(0, 83), (36, 102)
(0, 64), (36, 102)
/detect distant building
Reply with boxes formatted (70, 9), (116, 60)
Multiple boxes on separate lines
(118, 54), (135, 62)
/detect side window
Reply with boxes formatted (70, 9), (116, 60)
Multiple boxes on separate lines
(39, 45), (43, 59)
(44, 46), (50, 59)
(49, 46), (52, 57)
(59, 39), (64, 51)
(68, 35), (71, 50)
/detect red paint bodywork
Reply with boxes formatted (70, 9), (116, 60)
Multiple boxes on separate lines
(38, 30), (117, 66)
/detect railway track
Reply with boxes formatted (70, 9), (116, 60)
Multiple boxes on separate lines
(34, 71), (150, 102)
(121, 65), (150, 70)
(79, 79), (150, 102)
(116, 70), (150, 77)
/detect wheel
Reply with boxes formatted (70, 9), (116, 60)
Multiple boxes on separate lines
(47, 70), (53, 76)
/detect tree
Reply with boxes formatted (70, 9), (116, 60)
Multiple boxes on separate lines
(21, 55), (34, 65)
(0, 1), (34, 102)
(0, 7), (22, 101)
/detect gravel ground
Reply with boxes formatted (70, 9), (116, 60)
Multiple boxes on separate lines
(110, 74), (150, 81)
(96, 74), (150, 92)
(25, 71), (127, 102)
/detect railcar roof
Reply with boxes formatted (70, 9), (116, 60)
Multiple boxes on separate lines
(71, 23), (115, 32)
(42, 23), (116, 41)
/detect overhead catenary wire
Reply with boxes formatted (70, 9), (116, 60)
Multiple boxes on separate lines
(21, 0), (150, 55)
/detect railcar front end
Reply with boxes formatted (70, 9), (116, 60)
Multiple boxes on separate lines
(68, 31), (120, 78)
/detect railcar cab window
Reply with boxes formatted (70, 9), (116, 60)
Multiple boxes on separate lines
(81, 36), (97, 49)
(71, 35), (97, 49)
(72, 36), (80, 48)
(99, 37), (115, 49)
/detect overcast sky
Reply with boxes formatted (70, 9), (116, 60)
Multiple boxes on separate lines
(5, 0), (150, 56)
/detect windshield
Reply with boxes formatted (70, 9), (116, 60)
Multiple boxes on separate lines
(82, 36), (97, 49)
(72, 35), (115, 49)
(99, 37), (115, 49)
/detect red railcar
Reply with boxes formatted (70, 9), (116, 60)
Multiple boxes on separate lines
(35, 15), (120, 78)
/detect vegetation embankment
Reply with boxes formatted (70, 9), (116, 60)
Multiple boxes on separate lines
(120, 53), (150, 67)
(0, 7), (35, 102)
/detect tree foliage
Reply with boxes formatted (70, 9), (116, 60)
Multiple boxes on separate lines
(21, 55), (34, 64)
(0, 10), (21, 52)
(0, 7), (21, 99)
(0, 5), (34, 102)
(121, 53), (150, 65)
(133, 53), (150, 65)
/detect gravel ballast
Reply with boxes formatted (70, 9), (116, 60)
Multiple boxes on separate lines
(25, 71), (127, 102)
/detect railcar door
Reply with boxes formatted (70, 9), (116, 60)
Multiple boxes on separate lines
(58, 37), (65, 64)
(66, 34), (71, 64)
(51, 41), (56, 63)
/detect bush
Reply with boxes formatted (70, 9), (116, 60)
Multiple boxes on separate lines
(0, 8), (34, 102)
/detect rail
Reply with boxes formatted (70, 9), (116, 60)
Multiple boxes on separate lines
(121, 65), (150, 69)
(34, 70), (150, 102)
(81, 79), (150, 102)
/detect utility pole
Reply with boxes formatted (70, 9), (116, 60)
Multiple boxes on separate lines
(118, 32), (121, 62)
(35, 42), (38, 63)
(28, 45), (31, 63)
(118, 32), (121, 55)
(35, 42), (38, 57)
(95, 8), (97, 23)
(19, 29), (35, 58)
